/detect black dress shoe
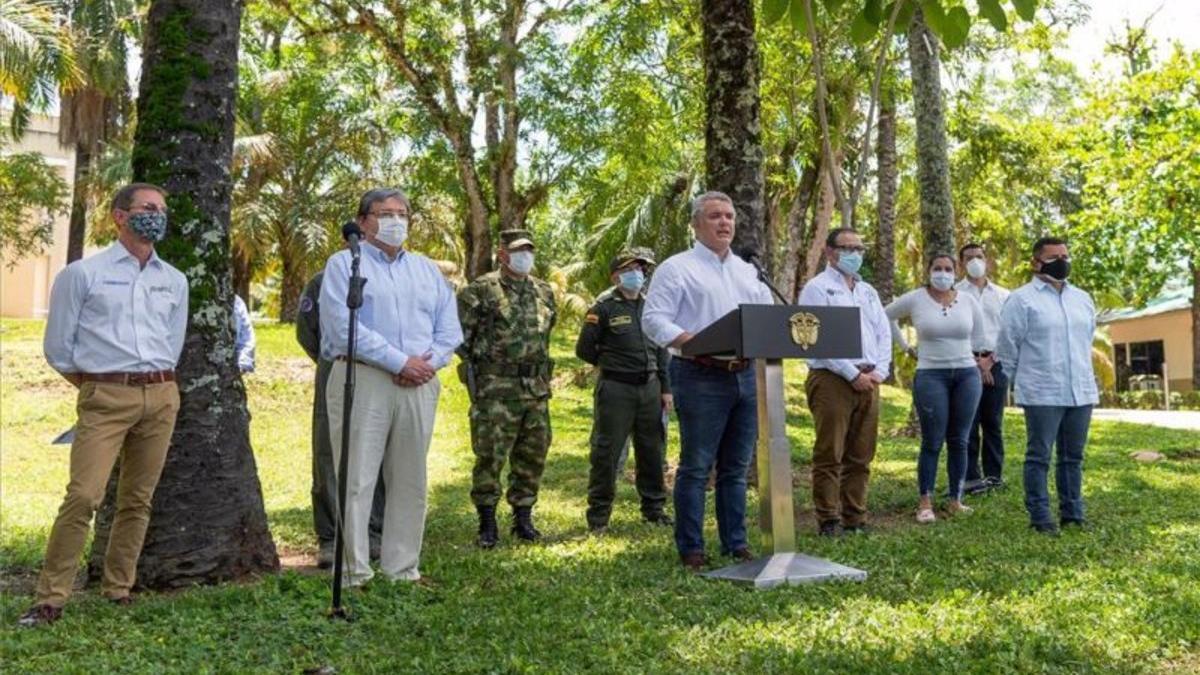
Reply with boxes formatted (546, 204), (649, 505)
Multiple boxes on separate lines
(818, 520), (841, 537)
(730, 548), (754, 563)
(1031, 522), (1060, 536)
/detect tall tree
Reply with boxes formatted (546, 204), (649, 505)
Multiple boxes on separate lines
(701, 0), (765, 256)
(907, 6), (955, 257)
(874, 85), (897, 304)
(89, 0), (278, 586)
(0, 0), (79, 137)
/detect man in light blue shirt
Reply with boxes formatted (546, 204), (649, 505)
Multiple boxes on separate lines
(22, 183), (187, 627)
(319, 188), (462, 585)
(996, 236), (1099, 535)
(232, 294), (255, 373)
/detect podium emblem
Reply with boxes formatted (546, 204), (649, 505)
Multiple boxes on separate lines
(788, 312), (820, 349)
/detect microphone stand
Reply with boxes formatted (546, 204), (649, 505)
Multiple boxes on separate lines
(331, 238), (366, 621)
(747, 256), (792, 305)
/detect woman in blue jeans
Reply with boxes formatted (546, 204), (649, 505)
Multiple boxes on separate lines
(886, 254), (985, 523)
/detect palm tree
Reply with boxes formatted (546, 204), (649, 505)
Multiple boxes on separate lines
(0, 0), (78, 137)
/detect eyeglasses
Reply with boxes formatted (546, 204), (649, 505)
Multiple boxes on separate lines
(369, 210), (408, 219)
(126, 202), (168, 215)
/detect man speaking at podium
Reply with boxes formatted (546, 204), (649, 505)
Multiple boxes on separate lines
(643, 191), (773, 572)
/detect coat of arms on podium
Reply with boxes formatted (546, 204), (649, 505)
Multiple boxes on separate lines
(788, 312), (820, 350)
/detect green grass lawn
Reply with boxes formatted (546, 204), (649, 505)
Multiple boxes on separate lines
(2, 318), (1199, 673)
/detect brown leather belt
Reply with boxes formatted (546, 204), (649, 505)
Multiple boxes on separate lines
(685, 355), (750, 372)
(80, 370), (175, 385)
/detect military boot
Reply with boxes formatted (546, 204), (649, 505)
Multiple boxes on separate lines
(511, 506), (542, 542)
(476, 505), (499, 549)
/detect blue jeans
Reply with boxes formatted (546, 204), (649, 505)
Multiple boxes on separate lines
(1023, 405), (1092, 526)
(966, 362), (1007, 481)
(669, 358), (757, 556)
(913, 367), (982, 500)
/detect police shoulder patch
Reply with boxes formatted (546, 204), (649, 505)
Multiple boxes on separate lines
(610, 314), (633, 327)
(585, 313), (600, 324)
(299, 296), (315, 313)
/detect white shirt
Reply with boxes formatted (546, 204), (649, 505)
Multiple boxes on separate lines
(44, 241), (189, 373)
(995, 278), (1099, 407)
(319, 243), (463, 373)
(954, 277), (1009, 352)
(885, 288), (985, 370)
(797, 265), (893, 381)
(642, 241), (774, 350)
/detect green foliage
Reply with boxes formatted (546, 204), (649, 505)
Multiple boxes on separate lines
(0, 0), (80, 137)
(0, 149), (69, 262)
(3, 319), (1200, 670)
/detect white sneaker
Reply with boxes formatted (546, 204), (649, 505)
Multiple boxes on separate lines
(916, 508), (936, 524)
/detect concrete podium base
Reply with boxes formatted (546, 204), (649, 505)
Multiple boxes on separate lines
(702, 552), (868, 589)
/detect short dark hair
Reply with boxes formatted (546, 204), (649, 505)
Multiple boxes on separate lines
(959, 242), (984, 258)
(927, 253), (956, 270)
(825, 227), (858, 248)
(356, 188), (411, 217)
(1032, 236), (1068, 257)
(112, 183), (167, 211)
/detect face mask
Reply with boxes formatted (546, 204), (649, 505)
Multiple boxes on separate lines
(836, 251), (863, 277)
(618, 269), (645, 292)
(966, 258), (987, 279)
(930, 271), (955, 291)
(375, 216), (408, 248)
(508, 250), (535, 275)
(1039, 258), (1070, 281)
(128, 211), (167, 243)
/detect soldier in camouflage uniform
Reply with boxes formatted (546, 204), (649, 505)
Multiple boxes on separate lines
(575, 249), (673, 534)
(457, 229), (557, 547)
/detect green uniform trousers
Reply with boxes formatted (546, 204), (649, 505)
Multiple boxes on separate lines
(586, 376), (668, 527)
(469, 397), (551, 508)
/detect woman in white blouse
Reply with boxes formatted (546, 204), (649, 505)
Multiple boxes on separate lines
(886, 254), (986, 523)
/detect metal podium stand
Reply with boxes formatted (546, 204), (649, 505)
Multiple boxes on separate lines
(681, 304), (869, 588)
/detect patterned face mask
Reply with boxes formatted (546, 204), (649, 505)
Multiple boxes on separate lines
(128, 211), (168, 243)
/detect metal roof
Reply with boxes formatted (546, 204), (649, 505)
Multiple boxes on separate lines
(1098, 283), (1193, 324)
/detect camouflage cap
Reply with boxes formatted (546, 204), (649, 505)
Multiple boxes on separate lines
(499, 229), (536, 250)
(609, 247), (657, 273)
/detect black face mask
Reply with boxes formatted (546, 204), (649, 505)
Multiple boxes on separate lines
(1039, 258), (1071, 281)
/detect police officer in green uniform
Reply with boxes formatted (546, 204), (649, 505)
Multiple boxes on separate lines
(296, 271), (385, 567)
(457, 229), (557, 548)
(575, 249), (672, 533)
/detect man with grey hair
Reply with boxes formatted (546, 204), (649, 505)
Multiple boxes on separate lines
(318, 187), (462, 585)
(642, 191), (773, 572)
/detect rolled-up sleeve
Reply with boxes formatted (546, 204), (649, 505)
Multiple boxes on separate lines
(43, 264), (87, 373)
(319, 253), (409, 374)
(642, 264), (684, 347)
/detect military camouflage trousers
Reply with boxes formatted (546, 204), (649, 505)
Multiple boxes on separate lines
(469, 397), (552, 508)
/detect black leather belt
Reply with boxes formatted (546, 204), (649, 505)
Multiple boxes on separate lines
(686, 356), (750, 372)
(600, 370), (655, 386)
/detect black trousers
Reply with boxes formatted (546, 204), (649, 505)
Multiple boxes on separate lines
(966, 362), (1007, 481)
(586, 376), (668, 527)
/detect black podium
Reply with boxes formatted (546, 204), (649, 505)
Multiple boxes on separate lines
(682, 304), (868, 588)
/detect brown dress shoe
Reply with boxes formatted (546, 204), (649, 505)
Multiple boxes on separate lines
(109, 595), (135, 607)
(731, 548), (755, 563)
(680, 551), (708, 572)
(17, 604), (63, 627)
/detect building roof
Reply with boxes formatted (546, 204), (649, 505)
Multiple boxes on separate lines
(1099, 282), (1193, 324)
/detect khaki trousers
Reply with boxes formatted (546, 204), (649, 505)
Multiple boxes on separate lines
(327, 361), (440, 585)
(36, 381), (179, 606)
(806, 369), (880, 527)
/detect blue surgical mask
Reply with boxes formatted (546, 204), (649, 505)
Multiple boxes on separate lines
(836, 251), (863, 276)
(128, 211), (167, 243)
(618, 269), (645, 292)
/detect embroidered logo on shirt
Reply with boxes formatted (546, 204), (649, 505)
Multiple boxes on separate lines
(149, 285), (173, 294)
(103, 280), (130, 286)
(610, 314), (633, 327)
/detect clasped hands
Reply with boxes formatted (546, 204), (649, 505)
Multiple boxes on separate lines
(393, 352), (436, 387)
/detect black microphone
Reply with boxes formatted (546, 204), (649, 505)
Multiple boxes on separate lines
(738, 245), (790, 305)
(341, 221), (362, 259)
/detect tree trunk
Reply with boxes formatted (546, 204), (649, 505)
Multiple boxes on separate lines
(1192, 260), (1199, 389)
(784, 162), (819, 301)
(66, 143), (91, 263)
(802, 149), (843, 285)
(91, 0), (278, 588)
(874, 89), (898, 305)
(907, 8), (956, 259)
(701, 0), (765, 256)
(277, 249), (303, 323)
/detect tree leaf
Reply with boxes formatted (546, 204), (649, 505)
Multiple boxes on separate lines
(864, 0), (884, 24)
(851, 8), (880, 43)
(790, 0), (810, 34)
(762, 0), (790, 26)
(922, 1), (949, 39)
(886, 1), (917, 34)
(822, 0), (847, 13)
(978, 0), (1007, 33)
(942, 6), (971, 48)
(1011, 0), (1037, 21)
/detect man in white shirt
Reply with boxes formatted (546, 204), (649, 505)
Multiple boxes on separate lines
(320, 188), (463, 585)
(996, 236), (1098, 535)
(643, 191), (773, 571)
(21, 183), (188, 627)
(798, 228), (892, 537)
(956, 243), (1011, 493)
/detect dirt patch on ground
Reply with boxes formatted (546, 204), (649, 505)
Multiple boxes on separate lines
(1163, 448), (1200, 461)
